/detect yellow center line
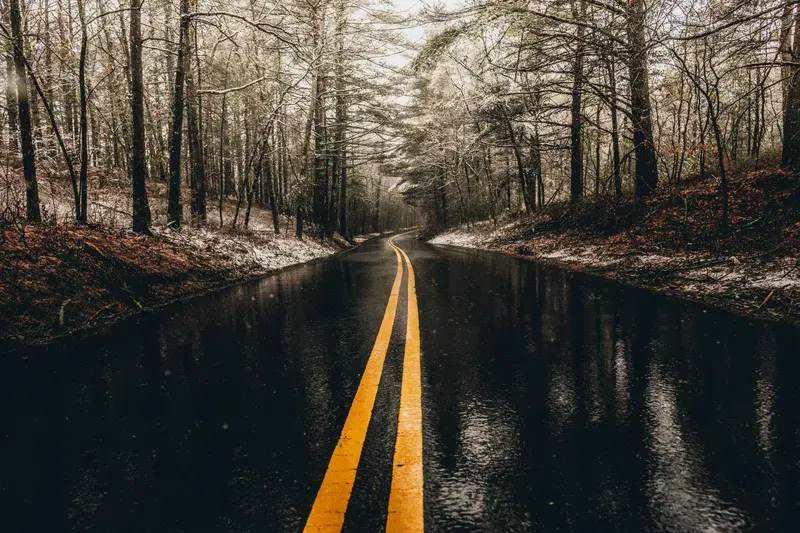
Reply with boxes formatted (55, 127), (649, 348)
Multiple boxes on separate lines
(386, 238), (425, 533)
(303, 238), (404, 533)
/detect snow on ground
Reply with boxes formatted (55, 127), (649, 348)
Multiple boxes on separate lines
(745, 259), (800, 290)
(539, 245), (622, 267)
(30, 172), (339, 274)
(428, 224), (800, 297)
(429, 229), (486, 248)
(155, 226), (336, 274)
(429, 220), (513, 248)
(353, 233), (380, 244)
(433, 226), (620, 267)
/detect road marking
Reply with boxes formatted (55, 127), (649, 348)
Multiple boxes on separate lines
(386, 239), (424, 533)
(303, 238), (404, 533)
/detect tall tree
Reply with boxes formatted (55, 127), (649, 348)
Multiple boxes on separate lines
(627, 0), (659, 196)
(570, 0), (585, 203)
(167, 0), (191, 228)
(309, 0), (328, 232)
(77, 0), (89, 223)
(130, 0), (151, 234)
(783, 7), (800, 171)
(606, 51), (622, 197)
(9, 0), (40, 222)
(187, 13), (205, 223)
(334, 0), (348, 237)
(3, 2), (17, 151)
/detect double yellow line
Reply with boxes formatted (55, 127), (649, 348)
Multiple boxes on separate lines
(303, 235), (424, 532)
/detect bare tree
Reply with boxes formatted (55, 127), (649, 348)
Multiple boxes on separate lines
(9, 0), (40, 222)
(130, 0), (151, 234)
(167, 0), (190, 229)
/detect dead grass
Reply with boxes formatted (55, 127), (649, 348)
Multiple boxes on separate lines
(0, 225), (230, 344)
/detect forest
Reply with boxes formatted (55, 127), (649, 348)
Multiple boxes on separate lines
(2, 0), (800, 339)
(398, 0), (799, 226)
(1, 0), (420, 235)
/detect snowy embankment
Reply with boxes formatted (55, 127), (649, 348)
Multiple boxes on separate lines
(1, 222), (344, 347)
(430, 220), (800, 325)
(154, 226), (338, 275)
(33, 170), (342, 274)
(1, 172), (346, 346)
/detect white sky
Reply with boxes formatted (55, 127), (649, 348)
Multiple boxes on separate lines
(379, 0), (463, 69)
(390, 0), (464, 46)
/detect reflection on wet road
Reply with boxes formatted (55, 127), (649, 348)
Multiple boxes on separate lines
(2, 234), (799, 532)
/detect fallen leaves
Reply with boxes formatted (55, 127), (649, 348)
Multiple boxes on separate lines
(0, 223), (339, 347)
(429, 168), (800, 325)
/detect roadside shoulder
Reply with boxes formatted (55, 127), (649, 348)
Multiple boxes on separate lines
(427, 224), (800, 327)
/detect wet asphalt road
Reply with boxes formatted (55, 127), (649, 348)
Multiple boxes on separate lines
(2, 233), (800, 532)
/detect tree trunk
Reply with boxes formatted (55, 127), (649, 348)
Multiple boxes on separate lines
(309, 4), (327, 231)
(782, 9), (800, 171)
(312, 72), (328, 231)
(296, 206), (304, 239)
(244, 165), (257, 229)
(530, 133), (542, 210)
(627, 0), (659, 197)
(187, 12), (206, 224)
(781, 3), (795, 109)
(4, 3), (17, 151)
(505, 154), (511, 211)
(265, 150), (280, 234)
(374, 177), (382, 230)
(167, 0), (190, 229)
(218, 93), (226, 228)
(192, 21), (206, 221)
(12, 37), (79, 219)
(594, 104), (601, 196)
(334, 2), (348, 237)
(77, 0), (88, 224)
(9, 0), (40, 222)
(570, 0), (585, 203)
(130, 0), (151, 234)
(505, 117), (534, 214)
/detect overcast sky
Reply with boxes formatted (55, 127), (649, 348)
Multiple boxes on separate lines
(390, 0), (463, 45)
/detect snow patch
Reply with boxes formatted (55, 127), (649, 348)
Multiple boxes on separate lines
(429, 222), (799, 311)
(30, 173), (339, 275)
(155, 226), (336, 274)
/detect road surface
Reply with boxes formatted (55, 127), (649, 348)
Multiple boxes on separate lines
(2, 233), (799, 532)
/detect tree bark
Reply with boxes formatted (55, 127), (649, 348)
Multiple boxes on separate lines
(9, 0), (40, 222)
(130, 0), (151, 234)
(264, 148), (280, 234)
(627, 0), (659, 197)
(334, 1), (348, 237)
(570, 0), (585, 203)
(167, 0), (190, 229)
(77, 0), (89, 223)
(530, 133), (542, 210)
(218, 93), (226, 228)
(594, 103), (601, 196)
(310, 3), (328, 231)
(10, 36), (79, 218)
(504, 114), (534, 214)
(312, 71), (328, 231)
(781, 3), (795, 109)
(187, 12), (206, 223)
(4, 3), (17, 151)
(782, 9), (800, 171)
